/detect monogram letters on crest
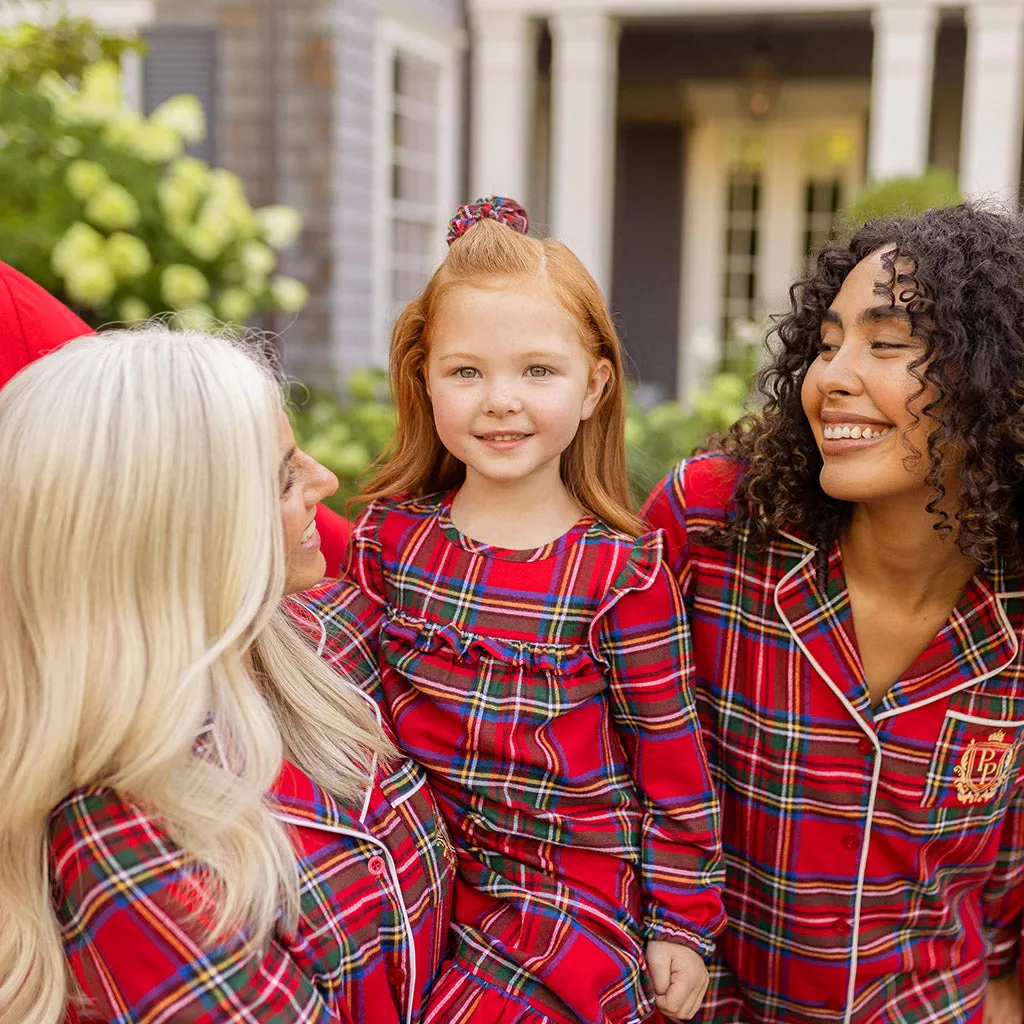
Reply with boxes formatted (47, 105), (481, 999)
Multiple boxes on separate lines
(953, 730), (1015, 804)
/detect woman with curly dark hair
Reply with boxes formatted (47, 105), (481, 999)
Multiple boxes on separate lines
(644, 203), (1024, 1024)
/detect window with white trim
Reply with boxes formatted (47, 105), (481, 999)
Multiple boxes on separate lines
(388, 52), (441, 312)
(374, 17), (461, 359)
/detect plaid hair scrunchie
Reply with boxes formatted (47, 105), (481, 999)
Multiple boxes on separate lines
(445, 195), (529, 246)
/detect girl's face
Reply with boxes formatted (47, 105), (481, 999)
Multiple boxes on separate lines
(425, 279), (611, 494)
(278, 410), (339, 594)
(800, 247), (945, 507)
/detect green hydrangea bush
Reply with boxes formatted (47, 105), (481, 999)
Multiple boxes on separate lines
(0, 19), (307, 328)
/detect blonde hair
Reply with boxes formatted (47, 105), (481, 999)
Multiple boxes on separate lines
(360, 218), (643, 536)
(0, 326), (392, 1024)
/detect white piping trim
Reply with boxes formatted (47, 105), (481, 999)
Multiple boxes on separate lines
(944, 709), (1024, 728)
(387, 768), (427, 809)
(293, 598), (383, 821)
(774, 560), (1023, 1020)
(271, 812), (419, 1024)
(774, 551), (879, 1024)
(874, 593), (1021, 723)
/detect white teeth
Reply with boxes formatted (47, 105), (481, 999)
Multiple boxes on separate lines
(823, 424), (892, 441)
(301, 520), (316, 542)
(485, 433), (524, 441)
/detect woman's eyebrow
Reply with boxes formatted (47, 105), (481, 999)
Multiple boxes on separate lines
(279, 446), (296, 475)
(860, 304), (912, 326)
(821, 305), (912, 328)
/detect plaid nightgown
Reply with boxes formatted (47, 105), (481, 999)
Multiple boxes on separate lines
(336, 491), (725, 1024)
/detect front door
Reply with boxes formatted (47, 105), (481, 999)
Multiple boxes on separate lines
(678, 82), (868, 395)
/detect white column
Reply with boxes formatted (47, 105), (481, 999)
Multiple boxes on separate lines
(549, 10), (619, 296)
(469, 8), (538, 205)
(678, 120), (726, 397)
(867, 2), (938, 181)
(960, 0), (1024, 207)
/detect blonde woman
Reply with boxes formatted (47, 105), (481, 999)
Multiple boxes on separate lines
(0, 326), (453, 1024)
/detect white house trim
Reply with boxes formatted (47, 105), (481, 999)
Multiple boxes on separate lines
(373, 10), (464, 362)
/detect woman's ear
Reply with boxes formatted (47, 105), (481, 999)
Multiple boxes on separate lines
(580, 358), (612, 420)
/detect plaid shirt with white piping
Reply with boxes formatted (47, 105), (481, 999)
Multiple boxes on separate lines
(51, 637), (454, 1024)
(644, 452), (1024, 1024)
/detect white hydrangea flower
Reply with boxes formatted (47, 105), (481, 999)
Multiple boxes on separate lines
(182, 220), (233, 262)
(168, 156), (210, 187)
(256, 205), (302, 250)
(161, 264), (211, 309)
(51, 135), (84, 159)
(65, 159), (109, 202)
(239, 242), (276, 284)
(157, 176), (201, 224)
(51, 222), (106, 278)
(72, 61), (124, 125)
(64, 258), (117, 308)
(85, 182), (141, 231)
(216, 287), (256, 324)
(150, 95), (206, 145)
(130, 120), (183, 164)
(175, 304), (216, 332)
(106, 233), (152, 280)
(118, 297), (152, 323)
(269, 276), (309, 314)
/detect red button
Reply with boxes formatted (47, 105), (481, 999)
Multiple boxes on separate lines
(857, 738), (873, 755)
(832, 916), (851, 935)
(840, 833), (858, 851)
(386, 965), (406, 987)
(367, 855), (386, 877)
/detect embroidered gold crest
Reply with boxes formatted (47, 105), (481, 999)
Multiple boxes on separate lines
(953, 730), (1015, 804)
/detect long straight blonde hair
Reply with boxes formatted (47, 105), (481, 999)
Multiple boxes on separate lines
(0, 326), (392, 1024)
(359, 218), (643, 536)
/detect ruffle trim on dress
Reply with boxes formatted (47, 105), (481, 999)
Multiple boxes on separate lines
(379, 533), (667, 675)
(380, 612), (597, 676)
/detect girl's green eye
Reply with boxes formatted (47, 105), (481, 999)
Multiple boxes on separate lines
(456, 367), (478, 379)
(527, 366), (550, 378)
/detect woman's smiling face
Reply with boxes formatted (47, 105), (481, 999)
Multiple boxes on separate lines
(800, 247), (946, 507)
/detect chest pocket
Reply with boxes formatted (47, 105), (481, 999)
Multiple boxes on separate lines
(921, 709), (1024, 810)
(378, 757), (458, 883)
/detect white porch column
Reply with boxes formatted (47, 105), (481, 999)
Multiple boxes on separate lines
(469, 9), (538, 204)
(549, 10), (619, 296)
(867, 2), (937, 181)
(960, 0), (1024, 207)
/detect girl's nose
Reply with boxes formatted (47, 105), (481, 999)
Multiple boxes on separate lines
(481, 379), (523, 416)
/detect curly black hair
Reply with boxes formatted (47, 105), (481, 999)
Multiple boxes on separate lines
(713, 203), (1024, 568)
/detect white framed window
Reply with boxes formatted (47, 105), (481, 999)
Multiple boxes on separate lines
(373, 14), (462, 362)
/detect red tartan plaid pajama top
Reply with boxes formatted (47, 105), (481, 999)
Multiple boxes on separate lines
(643, 453), (1024, 1024)
(50, 627), (455, 1024)
(336, 491), (725, 1024)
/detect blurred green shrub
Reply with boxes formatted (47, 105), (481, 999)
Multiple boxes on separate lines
(841, 168), (963, 230)
(289, 371), (397, 515)
(0, 17), (307, 328)
(290, 366), (753, 516)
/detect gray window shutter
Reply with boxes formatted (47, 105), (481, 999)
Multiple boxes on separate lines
(142, 26), (219, 165)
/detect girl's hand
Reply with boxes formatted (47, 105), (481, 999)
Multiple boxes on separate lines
(985, 971), (1024, 1024)
(646, 940), (709, 1020)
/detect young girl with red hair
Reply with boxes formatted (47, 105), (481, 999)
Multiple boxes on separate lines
(302, 198), (725, 1024)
